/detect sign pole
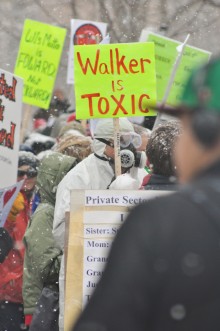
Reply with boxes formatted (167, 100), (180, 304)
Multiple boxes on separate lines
(113, 118), (121, 177)
(81, 119), (87, 131)
(20, 103), (32, 143)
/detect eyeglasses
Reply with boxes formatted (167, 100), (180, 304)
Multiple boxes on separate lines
(96, 133), (142, 149)
(120, 133), (142, 149)
(17, 169), (38, 178)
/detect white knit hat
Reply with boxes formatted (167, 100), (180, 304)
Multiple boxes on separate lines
(94, 118), (134, 139)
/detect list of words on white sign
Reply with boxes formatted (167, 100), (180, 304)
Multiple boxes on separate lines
(65, 189), (171, 330)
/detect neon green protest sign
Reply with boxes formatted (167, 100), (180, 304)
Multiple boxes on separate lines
(14, 19), (66, 109)
(74, 42), (157, 119)
(144, 32), (211, 107)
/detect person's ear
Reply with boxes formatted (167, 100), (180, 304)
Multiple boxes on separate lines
(191, 111), (220, 148)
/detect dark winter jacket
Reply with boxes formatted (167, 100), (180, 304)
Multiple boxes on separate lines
(0, 227), (13, 263)
(23, 152), (77, 315)
(144, 174), (178, 190)
(73, 159), (220, 331)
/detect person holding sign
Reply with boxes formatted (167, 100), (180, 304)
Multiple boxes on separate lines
(0, 152), (39, 331)
(53, 117), (147, 331)
(72, 58), (220, 331)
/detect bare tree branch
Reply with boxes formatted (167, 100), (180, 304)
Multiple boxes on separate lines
(172, 13), (220, 38)
(167, 0), (203, 24)
(33, 0), (69, 28)
(205, 0), (220, 7)
(169, 1), (206, 38)
(70, 0), (81, 17)
(161, 0), (168, 21)
(0, 25), (20, 41)
(98, 0), (122, 42)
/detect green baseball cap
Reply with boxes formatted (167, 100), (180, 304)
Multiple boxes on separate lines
(157, 57), (220, 116)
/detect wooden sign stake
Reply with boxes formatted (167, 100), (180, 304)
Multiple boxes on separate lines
(20, 103), (32, 143)
(113, 118), (121, 177)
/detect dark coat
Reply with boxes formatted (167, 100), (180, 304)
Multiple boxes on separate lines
(73, 159), (220, 331)
(0, 192), (32, 303)
(0, 227), (13, 263)
(144, 173), (177, 190)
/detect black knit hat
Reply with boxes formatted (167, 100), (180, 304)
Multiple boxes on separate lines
(18, 151), (39, 170)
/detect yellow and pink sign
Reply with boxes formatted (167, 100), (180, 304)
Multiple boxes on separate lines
(74, 42), (157, 119)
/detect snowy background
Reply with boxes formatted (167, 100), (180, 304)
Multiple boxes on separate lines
(1, 0), (220, 107)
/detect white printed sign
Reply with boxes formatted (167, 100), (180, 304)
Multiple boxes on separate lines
(83, 237), (112, 305)
(66, 19), (107, 84)
(85, 190), (168, 206)
(0, 69), (23, 188)
(65, 189), (171, 330)
(0, 180), (24, 227)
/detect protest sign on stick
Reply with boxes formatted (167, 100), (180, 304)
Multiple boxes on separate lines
(0, 69), (23, 188)
(139, 31), (211, 109)
(0, 180), (24, 227)
(74, 42), (157, 176)
(153, 34), (190, 128)
(67, 19), (107, 85)
(14, 19), (66, 109)
(161, 34), (190, 106)
(113, 118), (121, 176)
(74, 42), (157, 120)
(64, 189), (170, 330)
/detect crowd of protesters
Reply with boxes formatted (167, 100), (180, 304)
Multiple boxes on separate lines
(1, 57), (220, 331)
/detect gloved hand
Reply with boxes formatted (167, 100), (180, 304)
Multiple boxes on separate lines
(8, 192), (25, 221)
(24, 314), (33, 329)
(109, 173), (140, 190)
(129, 166), (147, 188)
(0, 227), (13, 263)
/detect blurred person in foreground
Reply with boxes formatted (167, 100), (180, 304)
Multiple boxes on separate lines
(72, 58), (220, 331)
(144, 121), (181, 190)
(0, 152), (39, 331)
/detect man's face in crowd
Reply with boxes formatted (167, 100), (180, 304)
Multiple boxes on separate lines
(104, 142), (115, 159)
(103, 138), (133, 174)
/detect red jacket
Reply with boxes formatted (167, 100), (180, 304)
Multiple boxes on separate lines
(0, 192), (32, 303)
